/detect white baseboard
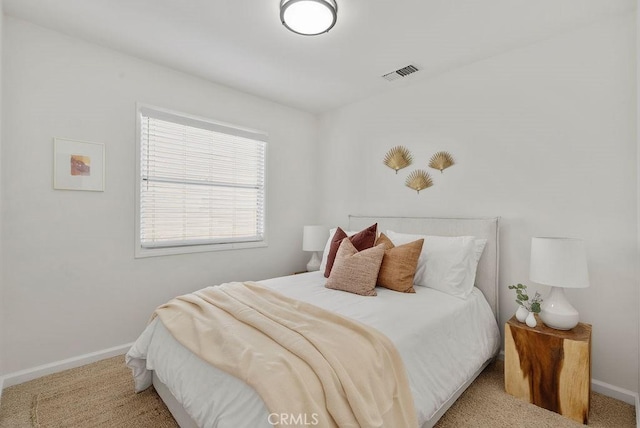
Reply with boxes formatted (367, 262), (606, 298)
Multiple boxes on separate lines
(591, 379), (638, 406)
(497, 349), (638, 406)
(0, 342), (133, 389)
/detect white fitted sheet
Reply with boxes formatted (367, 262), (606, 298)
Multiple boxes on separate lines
(126, 272), (500, 427)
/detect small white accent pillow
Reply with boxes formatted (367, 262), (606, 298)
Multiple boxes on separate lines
(385, 231), (487, 299)
(319, 228), (336, 274)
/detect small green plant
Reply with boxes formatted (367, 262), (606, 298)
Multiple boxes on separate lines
(528, 292), (542, 314)
(508, 283), (542, 313)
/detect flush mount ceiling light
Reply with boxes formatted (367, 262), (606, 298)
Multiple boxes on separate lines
(280, 0), (338, 36)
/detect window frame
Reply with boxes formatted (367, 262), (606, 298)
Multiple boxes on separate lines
(134, 103), (268, 258)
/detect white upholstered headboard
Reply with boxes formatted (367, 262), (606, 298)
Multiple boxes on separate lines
(348, 215), (500, 319)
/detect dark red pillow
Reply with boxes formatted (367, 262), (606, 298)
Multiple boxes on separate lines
(323, 223), (377, 277)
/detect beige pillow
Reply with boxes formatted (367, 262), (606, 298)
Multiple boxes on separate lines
(325, 239), (385, 296)
(375, 233), (424, 293)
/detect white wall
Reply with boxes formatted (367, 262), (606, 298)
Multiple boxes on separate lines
(319, 13), (638, 391)
(1, 17), (319, 374)
(0, 0), (4, 380)
(637, 1), (640, 402)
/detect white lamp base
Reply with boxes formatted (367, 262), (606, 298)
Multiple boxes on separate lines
(539, 286), (580, 330)
(306, 252), (321, 272)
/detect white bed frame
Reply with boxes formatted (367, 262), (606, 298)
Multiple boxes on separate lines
(153, 216), (500, 428)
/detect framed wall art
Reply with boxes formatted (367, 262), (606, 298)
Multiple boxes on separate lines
(53, 138), (105, 191)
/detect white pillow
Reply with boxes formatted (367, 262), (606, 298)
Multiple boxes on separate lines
(385, 230), (487, 299)
(318, 228), (337, 273)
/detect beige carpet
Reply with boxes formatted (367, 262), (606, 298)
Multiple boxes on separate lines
(435, 361), (635, 428)
(0, 356), (175, 428)
(0, 356), (635, 427)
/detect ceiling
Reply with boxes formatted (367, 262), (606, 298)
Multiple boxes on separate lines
(3, 0), (636, 113)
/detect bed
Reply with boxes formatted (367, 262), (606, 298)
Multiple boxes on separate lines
(127, 216), (501, 428)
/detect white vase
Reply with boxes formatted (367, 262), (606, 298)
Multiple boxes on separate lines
(525, 312), (537, 328)
(515, 306), (528, 323)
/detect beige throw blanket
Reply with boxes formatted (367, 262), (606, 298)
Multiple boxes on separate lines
(154, 281), (418, 428)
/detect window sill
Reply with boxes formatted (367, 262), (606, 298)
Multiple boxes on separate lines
(135, 240), (267, 258)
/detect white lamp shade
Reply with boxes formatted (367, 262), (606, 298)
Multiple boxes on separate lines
(529, 237), (589, 288)
(280, 0), (337, 36)
(303, 225), (327, 252)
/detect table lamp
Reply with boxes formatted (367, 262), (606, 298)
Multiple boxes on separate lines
(303, 225), (326, 272)
(529, 237), (590, 330)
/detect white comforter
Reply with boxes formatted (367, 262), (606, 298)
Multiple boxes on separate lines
(127, 272), (500, 427)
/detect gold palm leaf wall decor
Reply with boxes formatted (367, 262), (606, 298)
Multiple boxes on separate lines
(405, 169), (433, 194)
(383, 146), (413, 174)
(429, 151), (455, 173)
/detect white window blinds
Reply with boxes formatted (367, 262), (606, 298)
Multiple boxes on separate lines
(139, 107), (266, 250)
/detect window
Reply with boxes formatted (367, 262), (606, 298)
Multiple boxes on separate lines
(136, 105), (267, 257)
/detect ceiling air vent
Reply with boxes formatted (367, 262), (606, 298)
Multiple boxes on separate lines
(382, 65), (419, 82)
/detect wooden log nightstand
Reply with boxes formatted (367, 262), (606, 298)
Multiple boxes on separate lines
(504, 315), (592, 424)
